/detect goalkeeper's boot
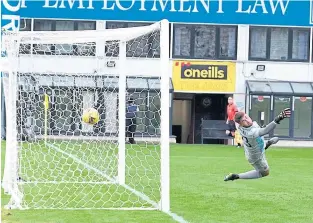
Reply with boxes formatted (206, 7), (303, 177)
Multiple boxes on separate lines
(224, 173), (239, 181)
(265, 137), (279, 150)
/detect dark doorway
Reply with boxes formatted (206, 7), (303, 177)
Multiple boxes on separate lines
(194, 94), (227, 144)
(172, 125), (182, 143)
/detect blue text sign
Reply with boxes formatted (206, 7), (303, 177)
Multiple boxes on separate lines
(2, 0), (313, 27)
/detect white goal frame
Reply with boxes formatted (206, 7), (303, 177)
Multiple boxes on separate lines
(1, 19), (170, 211)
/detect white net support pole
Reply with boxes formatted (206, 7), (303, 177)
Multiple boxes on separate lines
(1, 36), (23, 208)
(2, 73), (12, 194)
(118, 41), (126, 185)
(160, 19), (170, 212)
(1, 74), (11, 194)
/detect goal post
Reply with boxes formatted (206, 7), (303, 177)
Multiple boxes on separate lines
(1, 19), (170, 210)
(1, 33), (23, 209)
(160, 19), (170, 212)
(118, 41), (126, 186)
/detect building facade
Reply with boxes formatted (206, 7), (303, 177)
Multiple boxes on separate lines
(1, 0), (313, 144)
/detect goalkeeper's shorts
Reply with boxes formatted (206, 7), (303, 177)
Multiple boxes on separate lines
(250, 155), (269, 172)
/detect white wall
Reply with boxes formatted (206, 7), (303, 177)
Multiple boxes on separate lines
(237, 62), (313, 92)
(14, 20), (169, 78)
(18, 55), (164, 77)
(233, 25), (313, 109)
(15, 23), (313, 92)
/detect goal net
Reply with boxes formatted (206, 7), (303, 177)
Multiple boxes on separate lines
(1, 20), (170, 210)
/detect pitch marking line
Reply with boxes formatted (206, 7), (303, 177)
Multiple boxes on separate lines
(46, 143), (188, 223)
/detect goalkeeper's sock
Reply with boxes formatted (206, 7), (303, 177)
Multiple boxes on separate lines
(238, 170), (262, 179)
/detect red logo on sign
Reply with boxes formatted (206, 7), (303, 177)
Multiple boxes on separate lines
(258, 96), (264, 102)
(180, 62), (191, 67)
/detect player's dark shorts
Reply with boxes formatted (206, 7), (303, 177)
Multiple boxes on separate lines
(228, 120), (236, 132)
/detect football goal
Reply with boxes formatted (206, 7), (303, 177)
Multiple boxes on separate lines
(1, 20), (170, 211)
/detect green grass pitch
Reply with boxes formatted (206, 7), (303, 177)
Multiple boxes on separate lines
(2, 141), (313, 223)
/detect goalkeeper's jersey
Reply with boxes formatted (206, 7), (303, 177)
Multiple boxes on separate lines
(237, 121), (265, 163)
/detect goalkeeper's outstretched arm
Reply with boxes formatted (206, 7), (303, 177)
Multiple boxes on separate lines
(258, 121), (277, 137)
(258, 108), (291, 137)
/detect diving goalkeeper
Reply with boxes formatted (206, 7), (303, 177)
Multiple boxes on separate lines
(224, 108), (291, 181)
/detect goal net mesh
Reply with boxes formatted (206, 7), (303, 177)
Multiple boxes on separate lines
(2, 21), (169, 210)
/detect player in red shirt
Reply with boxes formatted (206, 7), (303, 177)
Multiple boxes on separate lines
(226, 97), (238, 137)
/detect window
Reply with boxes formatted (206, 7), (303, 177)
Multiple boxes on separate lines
(173, 25), (191, 57)
(33, 19), (96, 56)
(269, 82), (293, 93)
(250, 27), (267, 59)
(292, 29), (309, 60)
(293, 97), (312, 138)
(248, 81), (272, 93)
(273, 96), (291, 136)
(249, 27), (310, 62)
(19, 19), (32, 54)
(291, 82), (313, 94)
(219, 27), (237, 58)
(194, 25), (216, 58)
(20, 18), (31, 31)
(77, 21), (96, 30)
(249, 95), (271, 131)
(270, 28), (288, 60)
(55, 20), (75, 31)
(105, 21), (160, 58)
(34, 19), (96, 32)
(34, 19), (53, 31)
(173, 24), (237, 59)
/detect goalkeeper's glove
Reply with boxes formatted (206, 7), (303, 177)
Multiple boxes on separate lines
(274, 108), (291, 124)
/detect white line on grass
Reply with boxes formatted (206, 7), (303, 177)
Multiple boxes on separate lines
(46, 143), (188, 223)
(166, 211), (189, 223)
(46, 143), (157, 206)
